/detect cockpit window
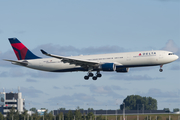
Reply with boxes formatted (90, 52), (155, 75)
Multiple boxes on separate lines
(168, 53), (174, 55)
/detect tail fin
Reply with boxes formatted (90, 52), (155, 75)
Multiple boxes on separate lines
(8, 38), (40, 60)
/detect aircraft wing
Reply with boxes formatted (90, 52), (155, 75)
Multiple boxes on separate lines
(3, 59), (28, 66)
(41, 50), (99, 67)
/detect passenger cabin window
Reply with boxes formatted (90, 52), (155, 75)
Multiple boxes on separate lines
(168, 53), (174, 55)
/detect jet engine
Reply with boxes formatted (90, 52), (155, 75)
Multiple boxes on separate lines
(116, 67), (129, 72)
(100, 63), (116, 71)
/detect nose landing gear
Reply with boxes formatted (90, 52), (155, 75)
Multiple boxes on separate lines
(159, 65), (163, 72)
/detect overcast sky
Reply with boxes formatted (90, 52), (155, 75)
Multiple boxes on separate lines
(0, 0), (180, 111)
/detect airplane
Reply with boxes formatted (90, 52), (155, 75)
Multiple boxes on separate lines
(4, 38), (179, 80)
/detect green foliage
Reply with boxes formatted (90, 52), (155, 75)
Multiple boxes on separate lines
(57, 112), (64, 120)
(30, 107), (37, 112)
(96, 115), (105, 120)
(32, 112), (41, 120)
(87, 112), (94, 120)
(166, 116), (173, 120)
(2, 107), (180, 120)
(65, 110), (73, 120)
(59, 108), (66, 110)
(46, 112), (54, 120)
(76, 106), (84, 111)
(6, 106), (16, 120)
(0, 112), (3, 120)
(157, 116), (162, 120)
(173, 108), (179, 112)
(120, 95), (157, 110)
(163, 108), (170, 112)
(14, 110), (19, 120)
(74, 110), (82, 120)
(144, 115), (153, 120)
(88, 108), (94, 110)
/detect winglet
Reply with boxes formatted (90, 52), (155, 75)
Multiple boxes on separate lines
(41, 49), (48, 55)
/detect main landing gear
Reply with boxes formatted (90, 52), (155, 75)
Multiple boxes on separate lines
(84, 71), (102, 80)
(159, 65), (163, 72)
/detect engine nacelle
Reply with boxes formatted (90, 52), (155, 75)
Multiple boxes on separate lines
(100, 63), (116, 71)
(116, 67), (129, 72)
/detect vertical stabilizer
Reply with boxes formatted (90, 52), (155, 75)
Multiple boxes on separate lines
(8, 38), (40, 60)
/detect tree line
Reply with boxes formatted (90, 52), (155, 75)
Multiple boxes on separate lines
(120, 95), (157, 110)
(0, 95), (179, 120)
(0, 107), (107, 120)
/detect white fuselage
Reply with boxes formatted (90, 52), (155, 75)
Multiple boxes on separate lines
(14, 50), (178, 72)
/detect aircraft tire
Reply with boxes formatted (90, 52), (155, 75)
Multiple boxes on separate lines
(92, 76), (97, 80)
(159, 69), (163, 72)
(84, 76), (89, 80)
(88, 73), (94, 77)
(97, 74), (102, 77)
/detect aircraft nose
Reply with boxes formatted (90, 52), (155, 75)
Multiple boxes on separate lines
(175, 55), (179, 60)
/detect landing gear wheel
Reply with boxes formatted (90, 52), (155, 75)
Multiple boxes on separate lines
(97, 73), (102, 77)
(88, 73), (94, 77)
(84, 76), (89, 80)
(159, 65), (163, 72)
(92, 76), (97, 80)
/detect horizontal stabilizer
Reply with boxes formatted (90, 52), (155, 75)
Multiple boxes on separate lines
(3, 59), (28, 66)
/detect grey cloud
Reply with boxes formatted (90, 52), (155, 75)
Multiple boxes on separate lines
(80, 46), (126, 55)
(0, 71), (8, 77)
(170, 64), (180, 70)
(3, 87), (44, 98)
(1, 44), (127, 68)
(75, 84), (124, 99)
(0, 68), (26, 78)
(111, 85), (127, 90)
(161, 40), (180, 61)
(0, 68), (60, 79)
(139, 88), (179, 98)
(48, 93), (96, 106)
(75, 84), (125, 90)
(33, 44), (127, 57)
(93, 86), (124, 98)
(162, 40), (179, 53)
(28, 71), (60, 79)
(157, 0), (179, 1)
(13, 30), (26, 34)
(110, 74), (163, 81)
(162, 98), (180, 103)
(25, 100), (42, 107)
(8, 68), (27, 77)
(20, 86), (44, 98)
(53, 86), (60, 89)
(26, 78), (38, 83)
(74, 84), (89, 87)
(0, 50), (18, 67)
(63, 86), (73, 90)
